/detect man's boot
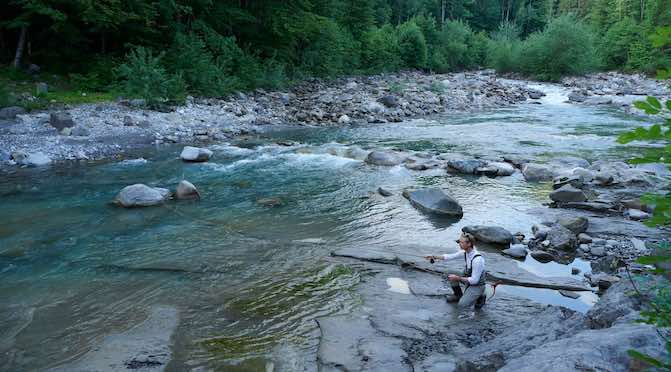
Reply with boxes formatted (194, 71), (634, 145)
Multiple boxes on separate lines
(475, 294), (486, 309)
(446, 285), (463, 303)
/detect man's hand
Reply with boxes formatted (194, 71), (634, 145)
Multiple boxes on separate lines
(424, 255), (440, 261)
(448, 274), (461, 282)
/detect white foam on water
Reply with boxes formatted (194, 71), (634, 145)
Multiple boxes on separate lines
(118, 158), (148, 165)
(292, 238), (327, 244)
(209, 144), (255, 156)
(527, 83), (571, 106)
(386, 277), (411, 294)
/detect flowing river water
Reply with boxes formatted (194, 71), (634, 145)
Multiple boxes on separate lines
(0, 83), (653, 370)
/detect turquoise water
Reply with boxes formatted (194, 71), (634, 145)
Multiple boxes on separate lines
(0, 89), (651, 370)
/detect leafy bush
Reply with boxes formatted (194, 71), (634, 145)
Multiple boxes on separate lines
(116, 46), (186, 106)
(360, 25), (401, 73)
(397, 20), (428, 69)
(0, 84), (13, 107)
(167, 32), (236, 97)
(600, 18), (643, 70)
(297, 18), (358, 78)
(518, 15), (600, 81)
(487, 23), (522, 73)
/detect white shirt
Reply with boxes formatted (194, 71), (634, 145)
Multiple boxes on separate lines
(442, 249), (485, 285)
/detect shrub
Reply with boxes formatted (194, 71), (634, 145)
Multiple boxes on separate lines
(487, 24), (523, 73)
(600, 18), (643, 70)
(167, 32), (236, 97)
(518, 15), (600, 81)
(397, 20), (428, 69)
(360, 25), (401, 73)
(116, 46), (186, 106)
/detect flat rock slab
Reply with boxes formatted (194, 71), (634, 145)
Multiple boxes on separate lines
(49, 306), (179, 372)
(316, 315), (411, 372)
(332, 247), (590, 291)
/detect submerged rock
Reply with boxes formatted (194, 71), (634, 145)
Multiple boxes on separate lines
(378, 187), (393, 197)
(502, 244), (528, 259)
(180, 146), (213, 162)
(406, 188), (463, 217)
(446, 158), (485, 174)
(530, 250), (555, 263)
(115, 184), (170, 207)
(462, 225), (513, 245)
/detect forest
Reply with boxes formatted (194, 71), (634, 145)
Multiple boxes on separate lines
(1, 0), (670, 102)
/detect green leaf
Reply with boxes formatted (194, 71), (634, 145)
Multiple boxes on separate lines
(647, 97), (662, 110)
(636, 255), (671, 265)
(634, 101), (652, 111)
(627, 350), (664, 367)
(666, 100), (671, 111)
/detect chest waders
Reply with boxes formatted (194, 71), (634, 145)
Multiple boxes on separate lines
(450, 252), (486, 299)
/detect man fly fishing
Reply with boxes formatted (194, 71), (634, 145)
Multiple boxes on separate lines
(425, 232), (487, 309)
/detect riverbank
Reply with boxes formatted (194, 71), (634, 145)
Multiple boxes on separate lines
(2, 70), (668, 166)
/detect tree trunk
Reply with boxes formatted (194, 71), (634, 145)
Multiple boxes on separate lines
(13, 26), (27, 69)
(441, 0), (446, 24)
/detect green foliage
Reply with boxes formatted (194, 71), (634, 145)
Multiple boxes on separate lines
(518, 15), (600, 81)
(0, 83), (13, 107)
(487, 23), (522, 73)
(397, 20), (428, 69)
(627, 242), (671, 369)
(361, 25), (401, 73)
(116, 46), (186, 106)
(297, 17), (358, 78)
(600, 18), (642, 70)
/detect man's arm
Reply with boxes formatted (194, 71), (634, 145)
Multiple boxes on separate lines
(442, 252), (462, 260)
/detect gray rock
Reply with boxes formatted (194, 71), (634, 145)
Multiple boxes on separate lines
(567, 92), (587, 102)
(365, 151), (403, 166)
(0, 106), (26, 119)
(558, 290), (580, 299)
(462, 225), (513, 245)
(0, 150), (10, 162)
(558, 216), (588, 234)
(571, 267), (581, 275)
(378, 187), (393, 197)
(590, 246), (606, 257)
(586, 96), (613, 105)
(406, 188), (463, 217)
(446, 158), (485, 174)
(577, 233), (593, 244)
(578, 244), (589, 252)
(70, 126), (90, 137)
(530, 250), (555, 263)
(35, 82), (48, 95)
(624, 208), (650, 221)
(378, 95), (399, 108)
(488, 161), (516, 176)
(123, 115), (136, 126)
(50, 112), (75, 130)
(532, 224), (552, 240)
(257, 197), (284, 207)
(550, 184), (587, 203)
(528, 90), (545, 99)
(522, 163), (554, 182)
(338, 114), (351, 124)
(180, 146), (213, 162)
(572, 167), (595, 182)
(595, 170), (615, 185)
(115, 184), (170, 207)
(176, 180), (200, 200)
(497, 324), (663, 372)
(588, 280), (640, 328)
(620, 198), (653, 213)
(561, 201), (615, 213)
(129, 99), (146, 107)
(545, 224), (578, 251)
(552, 175), (583, 190)
(502, 244), (528, 259)
(60, 127), (72, 136)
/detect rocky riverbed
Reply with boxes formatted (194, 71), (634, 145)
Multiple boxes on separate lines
(2, 70), (668, 166)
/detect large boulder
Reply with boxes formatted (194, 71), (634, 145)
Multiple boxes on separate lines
(115, 184), (170, 207)
(180, 146), (213, 162)
(549, 184), (587, 203)
(50, 112), (75, 131)
(545, 224), (578, 251)
(0, 106), (26, 120)
(522, 163), (554, 182)
(488, 162), (516, 176)
(176, 180), (200, 200)
(406, 188), (463, 217)
(365, 151), (403, 166)
(462, 225), (513, 245)
(497, 323), (664, 372)
(552, 175), (583, 190)
(558, 216), (588, 234)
